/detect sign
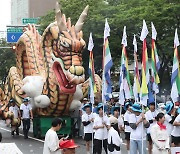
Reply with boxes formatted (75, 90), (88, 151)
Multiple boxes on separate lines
(7, 28), (23, 33)
(7, 32), (22, 43)
(22, 18), (38, 24)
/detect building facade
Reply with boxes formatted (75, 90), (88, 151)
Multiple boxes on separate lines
(11, 0), (57, 25)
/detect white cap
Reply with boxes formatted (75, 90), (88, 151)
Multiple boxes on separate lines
(109, 116), (118, 125)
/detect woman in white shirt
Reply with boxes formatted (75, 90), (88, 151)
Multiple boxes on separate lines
(150, 112), (170, 154)
(108, 116), (122, 154)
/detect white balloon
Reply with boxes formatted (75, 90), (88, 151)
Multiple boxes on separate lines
(34, 95), (50, 108)
(22, 76), (44, 97)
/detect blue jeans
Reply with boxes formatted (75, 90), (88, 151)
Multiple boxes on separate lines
(130, 139), (147, 154)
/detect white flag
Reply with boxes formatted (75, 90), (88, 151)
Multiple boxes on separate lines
(174, 28), (180, 47)
(151, 22), (157, 40)
(140, 20), (149, 41)
(133, 34), (137, 52)
(104, 18), (110, 40)
(121, 26), (127, 47)
(88, 33), (94, 51)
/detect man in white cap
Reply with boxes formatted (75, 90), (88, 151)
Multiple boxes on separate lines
(129, 103), (150, 154)
(9, 98), (21, 136)
(108, 116), (122, 154)
(82, 103), (94, 154)
(93, 103), (110, 154)
(20, 97), (33, 139)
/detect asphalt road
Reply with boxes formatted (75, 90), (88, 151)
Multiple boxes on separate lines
(0, 120), (128, 154)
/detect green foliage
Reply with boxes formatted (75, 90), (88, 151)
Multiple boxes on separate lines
(0, 39), (16, 81)
(39, 0), (180, 91)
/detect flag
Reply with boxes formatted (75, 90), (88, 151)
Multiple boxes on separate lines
(88, 33), (97, 104)
(119, 26), (133, 105)
(140, 20), (149, 106)
(151, 22), (160, 94)
(171, 29), (180, 103)
(102, 19), (113, 103)
(133, 35), (141, 103)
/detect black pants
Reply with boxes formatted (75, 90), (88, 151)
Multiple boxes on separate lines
(93, 139), (108, 154)
(22, 119), (30, 138)
(11, 127), (19, 135)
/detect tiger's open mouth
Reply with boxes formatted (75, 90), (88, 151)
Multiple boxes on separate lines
(52, 54), (76, 94)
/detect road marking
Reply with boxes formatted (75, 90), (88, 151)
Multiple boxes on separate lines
(0, 127), (148, 151)
(0, 127), (44, 143)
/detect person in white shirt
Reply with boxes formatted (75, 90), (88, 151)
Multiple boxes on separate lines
(150, 113), (170, 154)
(164, 101), (176, 136)
(93, 103), (110, 154)
(145, 102), (158, 154)
(43, 118), (63, 154)
(20, 97), (33, 139)
(123, 102), (132, 153)
(171, 107), (180, 147)
(108, 116), (122, 154)
(9, 99), (21, 136)
(129, 103), (150, 154)
(82, 103), (94, 154)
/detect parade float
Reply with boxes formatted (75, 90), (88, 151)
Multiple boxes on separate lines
(0, 3), (101, 138)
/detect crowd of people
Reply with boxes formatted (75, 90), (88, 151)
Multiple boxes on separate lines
(80, 97), (180, 154)
(2, 96), (180, 154)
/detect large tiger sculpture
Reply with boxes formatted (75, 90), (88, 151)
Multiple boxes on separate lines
(0, 2), (101, 118)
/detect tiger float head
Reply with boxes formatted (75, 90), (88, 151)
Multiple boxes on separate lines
(51, 2), (89, 94)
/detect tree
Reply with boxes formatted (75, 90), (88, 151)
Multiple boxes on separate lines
(39, 0), (180, 94)
(0, 39), (16, 84)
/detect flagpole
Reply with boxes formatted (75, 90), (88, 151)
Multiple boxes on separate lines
(140, 20), (149, 154)
(141, 105), (144, 154)
(155, 93), (157, 110)
(87, 32), (97, 154)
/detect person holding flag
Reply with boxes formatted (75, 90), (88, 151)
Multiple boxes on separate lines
(129, 103), (150, 154)
(93, 103), (110, 154)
